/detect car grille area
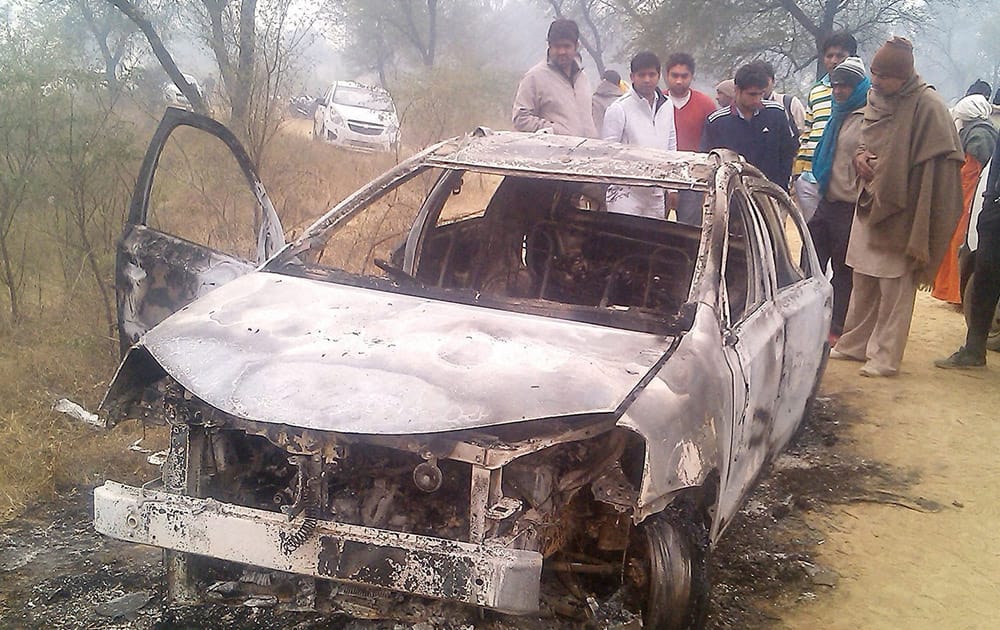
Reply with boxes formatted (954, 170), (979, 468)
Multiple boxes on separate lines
(347, 120), (385, 136)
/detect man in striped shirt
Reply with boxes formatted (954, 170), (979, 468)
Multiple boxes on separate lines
(793, 31), (857, 222)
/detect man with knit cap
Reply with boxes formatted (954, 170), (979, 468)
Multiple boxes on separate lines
(808, 56), (869, 342)
(513, 19), (598, 138)
(831, 37), (964, 377)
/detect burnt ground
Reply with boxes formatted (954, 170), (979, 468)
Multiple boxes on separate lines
(0, 394), (937, 629)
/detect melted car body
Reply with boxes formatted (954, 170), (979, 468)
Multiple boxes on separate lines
(94, 109), (831, 629)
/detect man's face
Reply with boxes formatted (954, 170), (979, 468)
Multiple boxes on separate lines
(735, 85), (766, 112)
(666, 64), (693, 97)
(717, 91), (733, 107)
(831, 82), (854, 103)
(631, 67), (660, 99)
(870, 70), (905, 96)
(763, 77), (775, 99)
(824, 46), (851, 74)
(548, 39), (578, 72)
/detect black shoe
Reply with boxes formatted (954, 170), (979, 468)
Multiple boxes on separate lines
(934, 347), (986, 369)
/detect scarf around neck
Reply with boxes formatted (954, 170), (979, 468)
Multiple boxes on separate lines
(813, 77), (871, 195)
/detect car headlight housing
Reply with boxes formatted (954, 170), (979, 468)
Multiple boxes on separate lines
(326, 109), (344, 126)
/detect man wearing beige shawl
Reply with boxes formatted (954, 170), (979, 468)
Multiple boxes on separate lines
(830, 37), (964, 377)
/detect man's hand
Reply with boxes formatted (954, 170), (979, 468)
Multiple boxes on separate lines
(855, 150), (877, 182)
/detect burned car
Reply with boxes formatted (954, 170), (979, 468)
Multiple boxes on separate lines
(94, 108), (830, 628)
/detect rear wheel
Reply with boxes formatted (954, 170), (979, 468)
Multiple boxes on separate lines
(626, 512), (709, 629)
(963, 271), (1000, 351)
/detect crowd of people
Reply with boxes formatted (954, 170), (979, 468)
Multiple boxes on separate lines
(511, 18), (1000, 373)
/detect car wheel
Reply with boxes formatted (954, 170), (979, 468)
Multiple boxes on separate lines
(626, 511), (709, 629)
(963, 271), (1000, 352)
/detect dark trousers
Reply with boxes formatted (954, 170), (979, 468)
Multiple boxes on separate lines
(966, 205), (1000, 356)
(808, 198), (855, 336)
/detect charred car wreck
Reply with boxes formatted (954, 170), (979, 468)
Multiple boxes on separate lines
(94, 108), (831, 628)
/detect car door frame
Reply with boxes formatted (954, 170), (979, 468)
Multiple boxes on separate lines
(716, 174), (786, 528)
(746, 180), (832, 454)
(116, 107), (285, 354)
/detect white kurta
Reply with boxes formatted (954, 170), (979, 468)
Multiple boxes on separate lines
(602, 89), (677, 218)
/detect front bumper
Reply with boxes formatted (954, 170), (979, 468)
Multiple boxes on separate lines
(321, 123), (395, 152)
(94, 481), (541, 614)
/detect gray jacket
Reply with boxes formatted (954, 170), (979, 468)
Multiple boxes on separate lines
(512, 59), (598, 138)
(591, 80), (622, 134)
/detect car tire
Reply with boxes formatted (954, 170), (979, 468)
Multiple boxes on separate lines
(962, 271), (1000, 352)
(628, 509), (709, 630)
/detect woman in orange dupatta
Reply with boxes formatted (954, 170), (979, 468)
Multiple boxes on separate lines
(933, 88), (998, 303)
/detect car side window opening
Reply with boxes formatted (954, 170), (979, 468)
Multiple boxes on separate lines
(147, 126), (263, 261)
(751, 190), (810, 287)
(723, 191), (767, 324)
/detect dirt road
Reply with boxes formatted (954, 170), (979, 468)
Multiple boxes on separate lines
(779, 291), (1000, 629)
(0, 292), (996, 628)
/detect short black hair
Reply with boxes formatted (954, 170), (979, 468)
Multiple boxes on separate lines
(547, 18), (579, 44)
(752, 60), (776, 80)
(630, 51), (661, 74)
(603, 69), (622, 85)
(966, 79), (992, 98)
(734, 63), (770, 90)
(666, 52), (696, 75)
(822, 31), (858, 56)
(994, 87), (1000, 106)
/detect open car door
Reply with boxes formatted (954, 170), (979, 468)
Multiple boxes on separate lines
(115, 107), (284, 354)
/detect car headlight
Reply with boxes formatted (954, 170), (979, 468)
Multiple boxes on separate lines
(326, 109), (344, 126)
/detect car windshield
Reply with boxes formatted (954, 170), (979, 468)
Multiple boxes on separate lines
(274, 167), (705, 333)
(333, 85), (394, 111)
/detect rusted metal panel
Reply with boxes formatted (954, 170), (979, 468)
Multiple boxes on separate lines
(616, 304), (729, 524)
(117, 272), (674, 435)
(94, 481), (542, 614)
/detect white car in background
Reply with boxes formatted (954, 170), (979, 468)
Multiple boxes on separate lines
(313, 80), (400, 152)
(162, 74), (205, 110)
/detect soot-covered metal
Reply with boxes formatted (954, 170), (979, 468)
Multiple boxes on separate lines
(92, 112), (831, 629)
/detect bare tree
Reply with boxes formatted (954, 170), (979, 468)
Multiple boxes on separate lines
(0, 26), (63, 324)
(104, 0), (209, 112)
(618, 0), (932, 80)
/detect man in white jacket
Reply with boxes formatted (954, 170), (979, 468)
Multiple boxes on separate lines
(602, 51), (677, 218)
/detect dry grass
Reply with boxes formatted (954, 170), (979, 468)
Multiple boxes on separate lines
(0, 301), (154, 522)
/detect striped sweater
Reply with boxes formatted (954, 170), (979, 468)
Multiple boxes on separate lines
(794, 76), (832, 175)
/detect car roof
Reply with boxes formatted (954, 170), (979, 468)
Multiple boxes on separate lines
(423, 130), (720, 191)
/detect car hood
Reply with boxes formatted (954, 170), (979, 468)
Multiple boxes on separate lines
(331, 102), (397, 126)
(121, 273), (674, 434)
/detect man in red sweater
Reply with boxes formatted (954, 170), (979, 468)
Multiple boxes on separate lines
(665, 52), (718, 225)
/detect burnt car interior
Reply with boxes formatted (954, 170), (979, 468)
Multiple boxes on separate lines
(283, 169), (706, 335)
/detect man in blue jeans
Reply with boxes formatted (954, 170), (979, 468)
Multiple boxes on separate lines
(935, 132), (1000, 368)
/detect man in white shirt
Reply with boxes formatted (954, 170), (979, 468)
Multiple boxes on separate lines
(602, 51), (677, 218)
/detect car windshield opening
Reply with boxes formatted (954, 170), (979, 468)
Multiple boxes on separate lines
(277, 168), (705, 333)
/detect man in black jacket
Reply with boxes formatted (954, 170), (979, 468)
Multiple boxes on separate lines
(700, 63), (797, 190)
(936, 132), (1000, 368)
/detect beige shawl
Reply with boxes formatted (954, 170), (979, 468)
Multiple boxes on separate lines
(856, 74), (965, 283)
